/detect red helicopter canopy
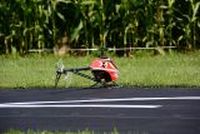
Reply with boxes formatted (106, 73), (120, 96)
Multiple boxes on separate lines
(89, 57), (119, 81)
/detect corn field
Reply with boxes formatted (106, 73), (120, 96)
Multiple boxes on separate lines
(0, 0), (200, 55)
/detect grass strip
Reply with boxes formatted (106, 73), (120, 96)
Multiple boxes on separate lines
(0, 51), (200, 88)
(4, 128), (120, 134)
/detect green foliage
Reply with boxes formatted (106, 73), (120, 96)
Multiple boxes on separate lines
(0, 0), (200, 55)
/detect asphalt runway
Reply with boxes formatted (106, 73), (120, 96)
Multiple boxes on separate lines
(0, 87), (200, 134)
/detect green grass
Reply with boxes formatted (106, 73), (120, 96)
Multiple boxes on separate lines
(0, 51), (200, 88)
(4, 128), (120, 134)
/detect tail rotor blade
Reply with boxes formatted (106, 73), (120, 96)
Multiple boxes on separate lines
(55, 73), (61, 88)
(55, 59), (65, 88)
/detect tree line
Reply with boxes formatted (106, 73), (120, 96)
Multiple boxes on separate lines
(0, 0), (200, 55)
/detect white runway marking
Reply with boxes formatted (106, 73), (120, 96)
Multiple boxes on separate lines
(0, 104), (161, 109)
(2, 96), (200, 105)
(0, 96), (199, 109)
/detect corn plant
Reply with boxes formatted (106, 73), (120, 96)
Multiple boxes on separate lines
(177, 0), (200, 49)
(0, 0), (200, 55)
(166, 0), (175, 46)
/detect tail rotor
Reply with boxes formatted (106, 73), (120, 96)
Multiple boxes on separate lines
(55, 60), (65, 87)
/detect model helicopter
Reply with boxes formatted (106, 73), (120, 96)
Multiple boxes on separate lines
(55, 57), (119, 87)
